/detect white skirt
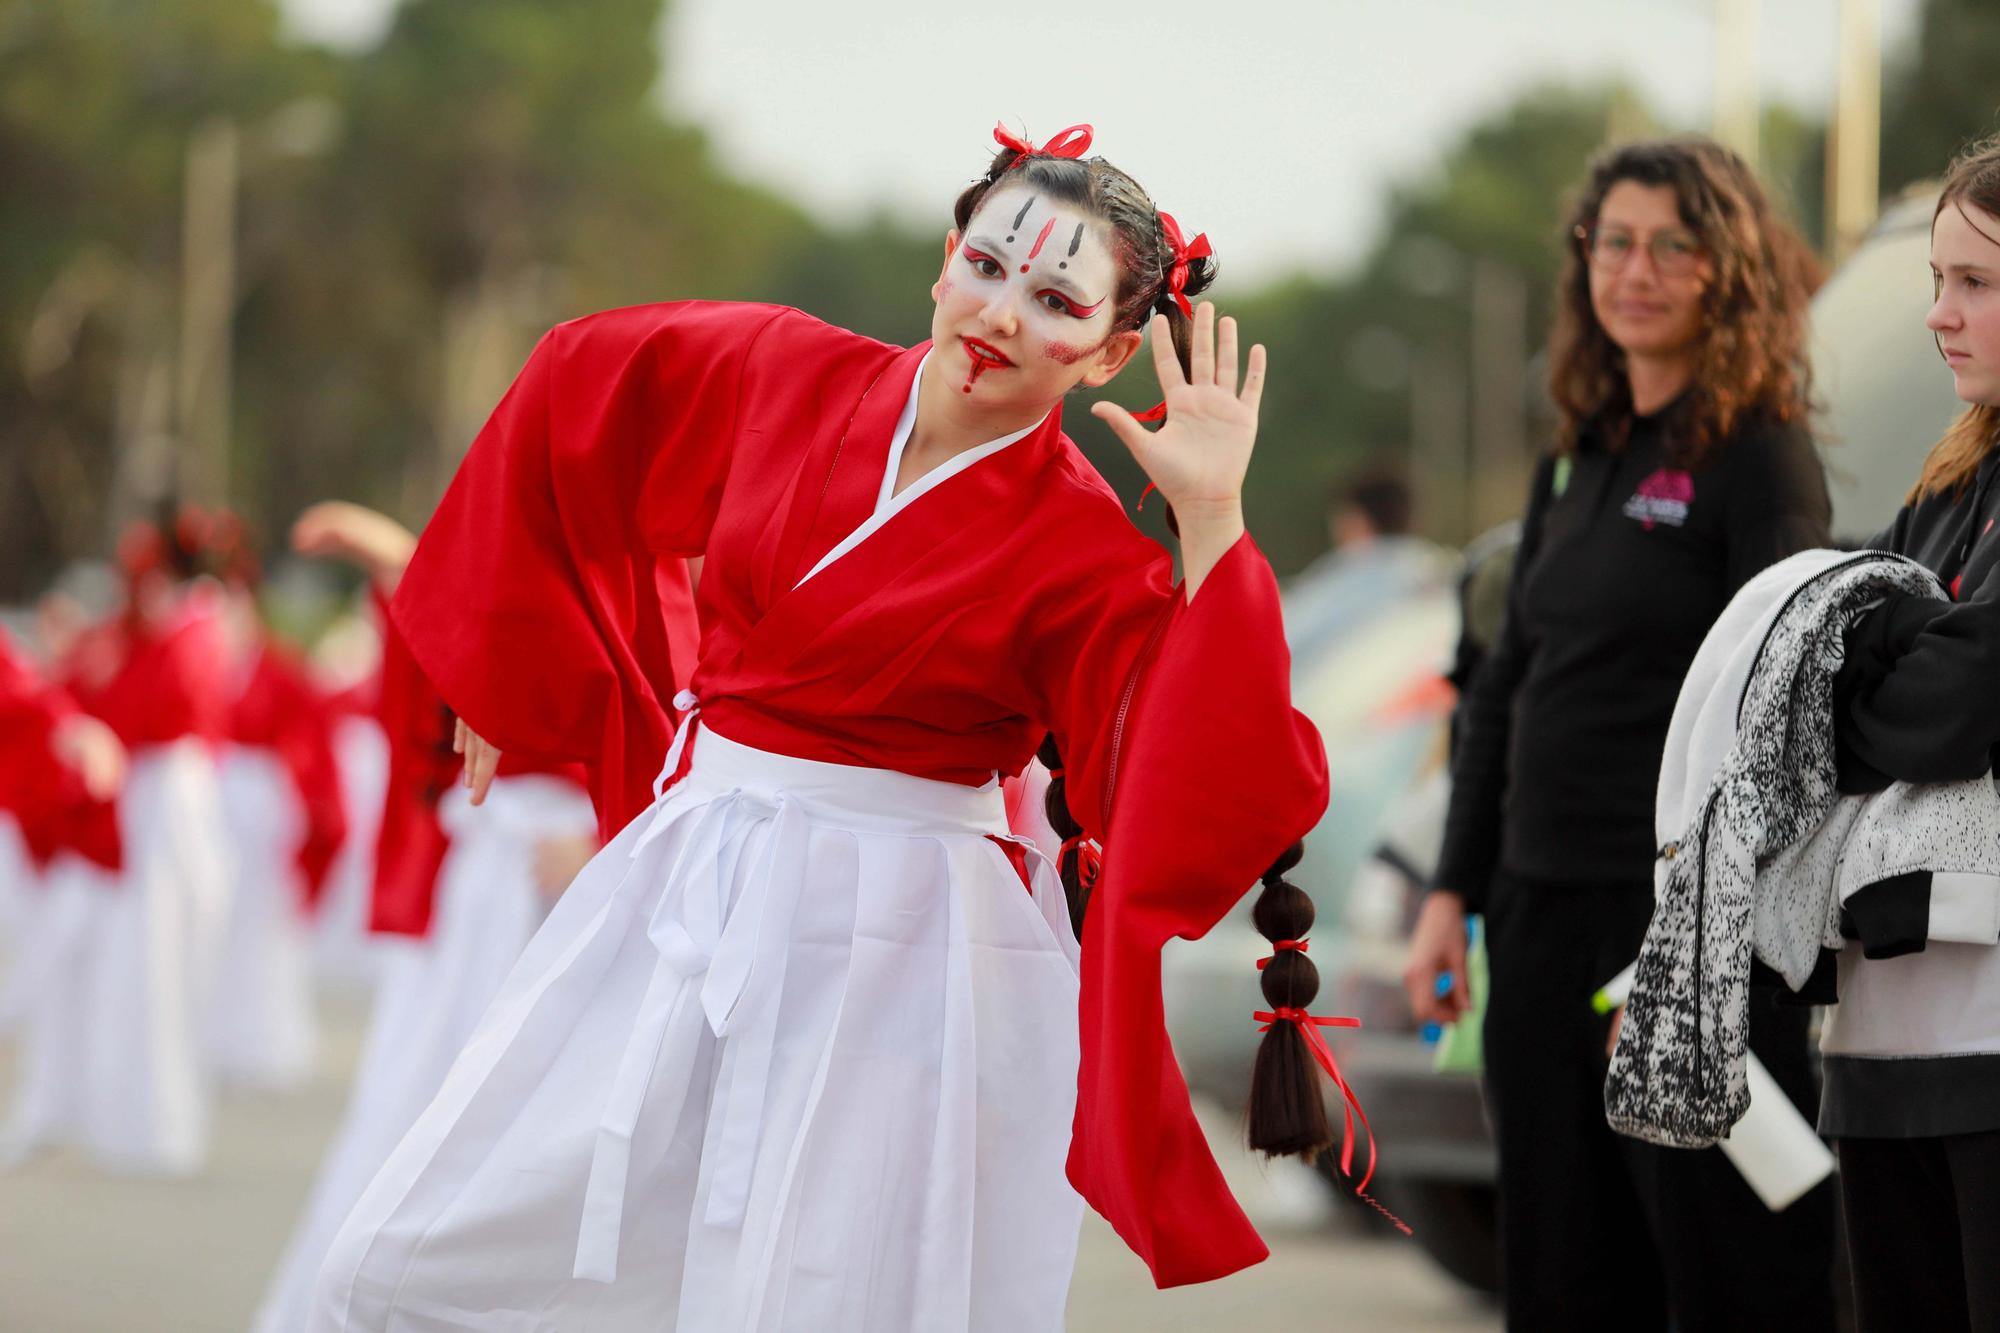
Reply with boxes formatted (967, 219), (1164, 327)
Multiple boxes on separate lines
(255, 775), (596, 1333)
(209, 746), (320, 1091)
(313, 729), (1085, 1332)
(0, 853), (115, 1160)
(314, 716), (392, 988)
(1, 743), (232, 1173)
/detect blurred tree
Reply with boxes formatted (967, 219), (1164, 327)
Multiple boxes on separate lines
(1880, 0), (2000, 196)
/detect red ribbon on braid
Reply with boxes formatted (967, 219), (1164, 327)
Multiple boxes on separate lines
(1256, 1008), (1400, 1200)
(992, 121), (1093, 167)
(1157, 210), (1213, 321)
(1256, 939), (1309, 970)
(1059, 833), (1102, 890)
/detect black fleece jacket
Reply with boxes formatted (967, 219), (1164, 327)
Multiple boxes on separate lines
(1436, 407), (1830, 909)
(1837, 444), (2000, 793)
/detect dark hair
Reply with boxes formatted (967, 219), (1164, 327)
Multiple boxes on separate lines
(1549, 136), (1820, 467)
(1334, 463), (1414, 537)
(1912, 135), (2000, 502)
(1036, 734), (1094, 939)
(953, 146), (1218, 382)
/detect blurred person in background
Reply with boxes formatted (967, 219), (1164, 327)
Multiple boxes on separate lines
(310, 123), (1330, 1331)
(205, 512), (348, 1093)
(1403, 138), (1838, 1330)
(1283, 461), (1456, 665)
(0, 627), (126, 1165)
(16, 512), (237, 1173)
(1820, 135), (2000, 1331)
(253, 501), (598, 1333)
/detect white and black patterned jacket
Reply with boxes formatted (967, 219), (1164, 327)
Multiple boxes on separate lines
(1604, 549), (2000, 1148)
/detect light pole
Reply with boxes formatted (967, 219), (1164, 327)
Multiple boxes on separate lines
(1826, 0), (1882, 264)
(1712, 0), (1762, 170)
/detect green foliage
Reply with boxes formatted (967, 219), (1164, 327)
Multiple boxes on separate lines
(1882, 0), (2000, 195)
(5, 0), (1998, 598)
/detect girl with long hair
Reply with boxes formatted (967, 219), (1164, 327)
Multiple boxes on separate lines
(1403, 137), (1838, 1329)
(1824, 134), (2000, 1330)
(310, 124), (1332, 1330)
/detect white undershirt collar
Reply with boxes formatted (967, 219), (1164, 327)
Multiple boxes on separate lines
(796, 350), (1041, 587)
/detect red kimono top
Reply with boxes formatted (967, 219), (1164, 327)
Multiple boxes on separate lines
(393, 300), (1329, 1286)
(369, 594), (592, 938)
(229, 639), (350, 910)
(65, 594), (230, 751)
(0, 629), (120, 871)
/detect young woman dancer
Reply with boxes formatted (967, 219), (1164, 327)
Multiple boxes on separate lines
(1403, 138), (1837, 1330)
(312, 124), (1332, 1330)
(1826, 135), (2000, 1331)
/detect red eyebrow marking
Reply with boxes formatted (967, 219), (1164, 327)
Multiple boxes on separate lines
(1020, 216), (1060, 271)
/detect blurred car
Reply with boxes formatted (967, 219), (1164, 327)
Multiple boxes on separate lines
(1165, 186), (1964, 1296)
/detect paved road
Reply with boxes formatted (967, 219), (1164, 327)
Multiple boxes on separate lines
(0, 987), (1499, 1331)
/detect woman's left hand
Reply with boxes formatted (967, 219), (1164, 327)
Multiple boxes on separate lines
(1090, 303), (1265, 524)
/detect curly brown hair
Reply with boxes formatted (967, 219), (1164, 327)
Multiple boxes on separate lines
(1548, 137), (1821, 467)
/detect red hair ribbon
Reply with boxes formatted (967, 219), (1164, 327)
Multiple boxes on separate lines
(1256, 939), (1309, 970)
(993, 121), (1093, 166)
(1156, 211), (1213, 321)
(1058, 833), (1102, 889)
(1253, 1007), (1401, 1212)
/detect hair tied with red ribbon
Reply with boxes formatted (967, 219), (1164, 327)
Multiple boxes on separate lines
(1256, 938), (1309, 970)
(992, 121), (1094, 169)
(1058, 833), (1102, 891)
(1253, 1007), (1413, 1235)
(1156, 210), (1213, 321)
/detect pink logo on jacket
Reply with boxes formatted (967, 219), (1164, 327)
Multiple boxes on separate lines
(1624, 468), (1694, 530)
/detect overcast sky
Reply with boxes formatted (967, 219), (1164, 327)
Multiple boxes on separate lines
(281, 0), (1923, 282)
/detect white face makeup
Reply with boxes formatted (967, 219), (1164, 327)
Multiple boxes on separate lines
(1928, 200), (2000, 408)
(928, 180), (1137, 412)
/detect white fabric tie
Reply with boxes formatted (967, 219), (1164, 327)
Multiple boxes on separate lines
(573, 790), (812, 1282)
(652, 690), (701, 800)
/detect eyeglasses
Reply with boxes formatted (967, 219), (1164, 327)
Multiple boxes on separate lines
(1574, 223), (1706, 277)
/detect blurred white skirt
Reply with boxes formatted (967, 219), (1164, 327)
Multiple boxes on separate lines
(313, 728), (1084, 1332)
(254, 774), (596, 1333)
(209, 746), (319, 1091)
(2, 741), (231, 1173)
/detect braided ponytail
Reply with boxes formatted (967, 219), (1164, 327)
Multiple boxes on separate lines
(1244, 843), (1329, 1155)
(1035, 735), (1095, 940)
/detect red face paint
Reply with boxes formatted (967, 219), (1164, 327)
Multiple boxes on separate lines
(1020, 216), (1060, 272)
(1043, 339), (1097, 365)
(960, 337), (1013, 393)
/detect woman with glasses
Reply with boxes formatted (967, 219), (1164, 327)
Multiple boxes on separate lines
(1403, 138), (1837, 1330)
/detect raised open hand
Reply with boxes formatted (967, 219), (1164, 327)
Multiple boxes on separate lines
(291, 501), (418, 589)
(1089, 303), (1266, 520)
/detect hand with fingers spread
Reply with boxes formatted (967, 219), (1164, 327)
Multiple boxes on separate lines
(454, 715), (502, 806)
(1090, 302), (1266, 594)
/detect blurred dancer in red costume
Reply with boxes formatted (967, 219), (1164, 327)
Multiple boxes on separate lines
(0, 627), (127, 1164)
(254, 502), (597, 1333)
(18, 511), (237, 1172)
(314, 123), (1334, 1332)
(201, 511), (351, 1091)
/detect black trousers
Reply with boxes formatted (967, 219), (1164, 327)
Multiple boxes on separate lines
(1480, 873), (1838, 1332)
(1837, 1132), (2000, 1331)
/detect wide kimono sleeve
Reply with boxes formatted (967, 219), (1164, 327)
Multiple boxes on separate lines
(0, 630), (120, 870)
(390, 301), (795, 840)
(1024, 527), (1330, 1288)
